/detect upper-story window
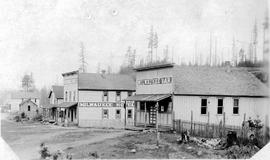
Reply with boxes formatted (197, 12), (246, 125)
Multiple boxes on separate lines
(116, 91), (121, 102)
(28, 105), (31, 111)
(128, 91), (132, 97)
(103, 91), (108, 102)
(233, 99), (239, 114)
(217, 99), (223, 115)
(69, 91), (72, 102)
(65, 91), (68, 102)
(73, 91), (76, 102)
(201, 99), (207, 115)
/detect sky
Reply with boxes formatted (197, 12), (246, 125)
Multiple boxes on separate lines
(0, 0), (269, 90)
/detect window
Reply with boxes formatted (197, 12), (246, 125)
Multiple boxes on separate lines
(201, 99), (207, 115)
(233, 99), (239, 114)
(127, 109), (132, 118)
(34, 99), (37, 103)
(102, 109), (109, 119)
(73, 91), (76, 102)
(115, 109), (121, 119)
(140, 102), (145, 111)
(28, 105), (31, 111)
(69, 91), (72, 102)
(103, 91), (108, 102)
(128, 91), (132, 97)
(116, 91), (121, 101)
(217, 99), (223, 115)
(65, 91), (68, 102)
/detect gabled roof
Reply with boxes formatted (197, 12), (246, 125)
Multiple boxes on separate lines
(49, 85), (64, 99)
(19, 99), (38, 106)
(11, 91), (40, 99)
(78, 73), (135, 91)
(172, 66), (269, 97)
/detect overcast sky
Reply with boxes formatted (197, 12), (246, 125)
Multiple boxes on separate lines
(0, 0), (268, 90)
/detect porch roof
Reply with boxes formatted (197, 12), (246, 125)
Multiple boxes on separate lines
(58, 102), (78, 108)
(125, 94), (171, 102)
(42, 104), (58, 109)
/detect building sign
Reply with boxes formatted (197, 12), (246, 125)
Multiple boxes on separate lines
(79, 101), (134, 107)
(137, 77), (172, 85)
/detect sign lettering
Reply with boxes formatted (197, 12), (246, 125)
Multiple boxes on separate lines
(137, 77), (172, 85)
(79, 101), (134, 107)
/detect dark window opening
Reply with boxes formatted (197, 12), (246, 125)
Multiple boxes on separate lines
(233, 107), (239, 114)
(140, 102), (145, 111)
(218, 99), (223, 106)
(65, 91), (68, 102)
(128, 91), (132, 97)
(116, 91), (121, 101)
(201, 99), (207, 115)
(103, 91), (108, 102)
(217, 107), (223, 114)
(28, 105), (31, 111)
(103, 109), (109, 119)
(127, 109), (132, 118)
(115, 109), (121, 119)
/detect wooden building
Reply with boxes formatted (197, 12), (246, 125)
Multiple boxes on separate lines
(43, 85), (64, 122)
(126, 63), (269, 129)
(19, 99), (40, 119)
(58, 70), (136, 128)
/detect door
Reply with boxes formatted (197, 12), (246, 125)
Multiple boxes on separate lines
(149, 105), (156, 125)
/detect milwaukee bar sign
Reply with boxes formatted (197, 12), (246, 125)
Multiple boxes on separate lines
(137, 77), (172, 85)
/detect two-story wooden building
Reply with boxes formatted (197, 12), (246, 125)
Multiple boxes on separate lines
(59, 70), (136, 128)
(43, 85), (64, 122)
(126, 63), (269, 129)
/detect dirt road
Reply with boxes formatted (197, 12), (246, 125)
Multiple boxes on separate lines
(1, 113), (130, 160)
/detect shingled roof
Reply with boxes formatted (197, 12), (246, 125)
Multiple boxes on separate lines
(172, 66), (268, 97)
(49, 85), (64, 99)
(78, 73), (135, 91)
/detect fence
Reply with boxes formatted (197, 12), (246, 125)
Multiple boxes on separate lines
(173, 119), (249, 138)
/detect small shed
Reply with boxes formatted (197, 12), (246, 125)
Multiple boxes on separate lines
(19, 99), (39, 119)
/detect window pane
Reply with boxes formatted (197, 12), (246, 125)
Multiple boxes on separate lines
(128, 109), (132, 118)
(217, 107), (223, 114)
(201, 99), (207, 106)
(201, 107), (207, 114)
(103, 109), (109, 118)
(234, 99), (239, 106)
(233, 107), (239, 114)
(116, 109), (121, 119)
(218, 99), (223, 106)
(128, 92), (132, 97)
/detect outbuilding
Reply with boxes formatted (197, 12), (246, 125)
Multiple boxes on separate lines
(19, 99), (40, 119)
(126, 63), (269, 130)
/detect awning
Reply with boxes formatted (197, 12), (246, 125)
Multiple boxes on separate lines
(58, 102), (78, 108)
(42, 104), (58, 109)
(125, 94), (171, 102)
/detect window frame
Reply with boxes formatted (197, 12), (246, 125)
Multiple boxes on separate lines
(127, 109), (132, 118)
(115, 109), (121, 119)
(103, 91), (109, 102)
(201, 98), (207, 115)
(233, 99), (239, 115)
(116, 91), (121, 102)
(217, 99), (223, 115)
(102, 109), (109, 119)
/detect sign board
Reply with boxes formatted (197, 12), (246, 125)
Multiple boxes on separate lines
(137, 77), (172, 85)
(79, 101), (134, 108)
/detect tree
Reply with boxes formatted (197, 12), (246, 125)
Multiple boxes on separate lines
(147, 25), (154, 63)
(40, 86), (49, 107)
(22, 73), (35, 92)
(79, 42), (87, 73)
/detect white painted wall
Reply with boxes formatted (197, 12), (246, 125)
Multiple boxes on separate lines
(173, 95), (269, 126)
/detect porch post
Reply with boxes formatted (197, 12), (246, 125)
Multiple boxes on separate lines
(156, 101), (159, 146)
(144, 102), (147, 128)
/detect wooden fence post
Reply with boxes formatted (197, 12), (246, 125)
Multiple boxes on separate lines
(191, 111), (193, 135)
(223, 112), (226, 136)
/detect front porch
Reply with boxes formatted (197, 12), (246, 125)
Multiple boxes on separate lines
(56, 102), (78, 127)
(126, 94), (173, 130)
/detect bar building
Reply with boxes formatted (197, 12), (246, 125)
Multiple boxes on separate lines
(126, 63), (269, 129)
(60, 70), (136, 127)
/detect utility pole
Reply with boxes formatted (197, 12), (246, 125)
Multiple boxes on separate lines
(253, 20), (258, 63)
(79, 42), (87, 73)
(209, 32), (213, 66)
